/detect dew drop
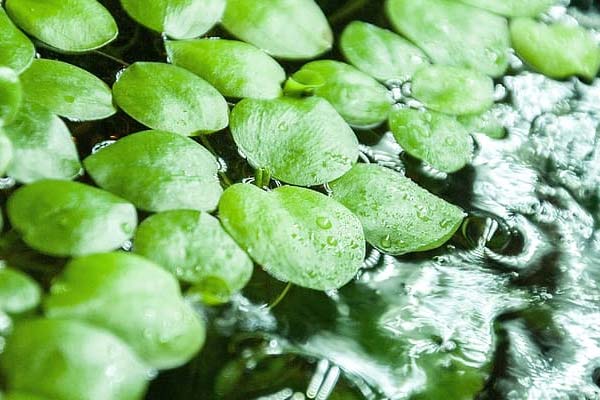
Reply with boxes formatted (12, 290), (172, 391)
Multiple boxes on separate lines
(316, 216), (333, 230)
(380, 235), (392, 249)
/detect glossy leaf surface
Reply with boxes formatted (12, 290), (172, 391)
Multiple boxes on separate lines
(0, 67), (21, 127)
(456, 0), (554, 17)
(0, 268), (40, 314)
(0, 9), (34, 73)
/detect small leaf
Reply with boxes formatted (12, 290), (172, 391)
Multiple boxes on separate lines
(113, 62), (228, 136)
(134, 210), (253, 304)
(0, 132), (13, 176)
(222, 0), (333, 59)
(0, 67), (21, 126)
(0, 319), (150, 400)
(0, 8), (34, 73)
(411, 65), (494, 115)
(5, 0), (118, 53)
(457, 0), (555, 17)
(230, 97), (359, 186)
(340, 21), (429, 82)
(289, 60), (393, 127)
(3, 102), (81, 183)
(0, 268), (40, 315)
(45, 252), (206, 369)
(389, 107), (474, 173)
(386, 0), (510, 77)
(7, 180), (138, 257)
(84, 130), (223, 212)
(120, 0), (225, 39)
(166, 38), (285, 99)
(330, 164), (464, 255)
(510, 18), (600, 80)
(219, 184), (365, 290)
(20, 59), (116, 121)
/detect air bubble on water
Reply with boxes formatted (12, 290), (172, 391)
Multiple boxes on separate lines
(0, 176), (15, 190)
(92, 140), (116, 154)
(121, 239), (133, 251)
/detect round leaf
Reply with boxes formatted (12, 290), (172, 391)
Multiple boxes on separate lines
(457, 0), (554, 17)
(0, 67), (21, 127)
(230, 97), (359, 186)
(120, 0), (225, 39)
(20, 59), (116, 121)
(7, 180), (138, 257)
(113, 62), (228, 136)
(166, 38), (285, 99)
(0, 268), (40, 315)
(84, 130), (223, 212)
(0, 319), (149, 400)
(389, 107), (474, 173)
(5, 0), (118, 52)
(386, 0), (510, 77)
(219, 184), (365, 291)
(222, 0), (333, 59)
(0, 9), (34, 73)
(0, 132), (13, 176)
(330, 164), (464, 255)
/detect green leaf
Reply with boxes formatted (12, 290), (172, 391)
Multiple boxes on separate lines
(230, 97), (359, 186)
(289, 60), (393, 127)
(0, 67), (21, 126)
(222, 0), (333, 59)
(389, 107), (474, 173)
(45, 252), (206, 369)
(386, 0), (510, 77)
(0, 9), (34, 73)
(411, 65), (494, 115)
(5, 0), (118, 53)
(3, 393), (48, 400)
(134, 210), (253, 304)
(120, 0), (225, 39)
(219, 184), (365, 291)
(0, 319), (150, 400)
(0, 268), (40, 315)
(340, 21), (429, 82)
(510, 18), (600, 80)
(3, 102), (81, 183)
(458, 106), (506, 139)
(165, 38), (285, 99)
(330, 164), (464, 255)
(20, 59), (116, 121)
(0, 131), (13, 176)
(456, 0), (554, 17)
(7, 180), (138, 257)
(112, 62), (228, 136)
(84, 130), (223, 212)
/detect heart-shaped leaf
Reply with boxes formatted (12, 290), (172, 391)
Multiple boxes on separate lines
(7, 180), (138, 257)
(0, 132), (13, 176)
(219, 184), (365, 290)
(0, 67), (21, 127)
(0, 268), (40, 315)
(5, 0), (118, 52)
(230, 97), (359, 186)
(330, 164), (464, 254)
(20, 59), (116, 121)
(166, 38), (285, 99)
(84, 130), (223, 212)
(0, 9), (34, 73)
(222, 0), (333, 59)
(457, 0), (555, 17)
(113, 62), (229, 136)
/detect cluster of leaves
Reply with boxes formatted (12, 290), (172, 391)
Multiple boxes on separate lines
(0, 0), (598, 398)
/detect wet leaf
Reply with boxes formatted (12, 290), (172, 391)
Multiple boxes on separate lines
(222, 0), (333, 59)
(0, 132), (13, 176)
(84, 130), (223, 212)
(5, 0), (118, 52)
(166, 38), (285, 99)
(0, 67), (21, 126)
(7, 180), (137, 257)
(330, 164), (464, 254)
(120, 0), (225, 39)
(20, 59), (116, 121)
(219, 184), (365, 291)
(456, 0), (555, 17)
(0, 9), (34, 73)
(386, 0), (510, 77)
(230, 96), (359, 186)
(112, 62), (228, 136)
(45, 252), (206, 369)
(0, 268), (41, 315)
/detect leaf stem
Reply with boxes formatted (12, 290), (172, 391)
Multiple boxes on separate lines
(268, 282), (292, 309)
(329, 0), (369, 25)
(92, 50), (130, 67)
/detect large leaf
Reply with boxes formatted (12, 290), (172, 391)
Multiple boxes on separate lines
(5, 0), (118, 53)
(510, 18), (600, 80)
(3, 102), (81, 183)
(20, 59), (116, 121)
(45, 252), (206, 369)
(7, 180), (138, 257)
(0, 67), (21, 127)
(0, 319), (149, 400)
(84, 130), (223, 212)
(386, 0), (510, 77)
(456, 0), (554, 17)
(134, 210), (253, 304)
(112, 62), (228, 136)
(0, 268), (40, 315)
(330, 164), (464, 254)
(166, 38), (285, 99)
(230, 97), (359, 186)
(219, 184), (365, 290)
(0, 9), (34, 73)
(340, 21), (429, 82)
(222, 0), (333, 59)
(120, 0), (225, 39)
